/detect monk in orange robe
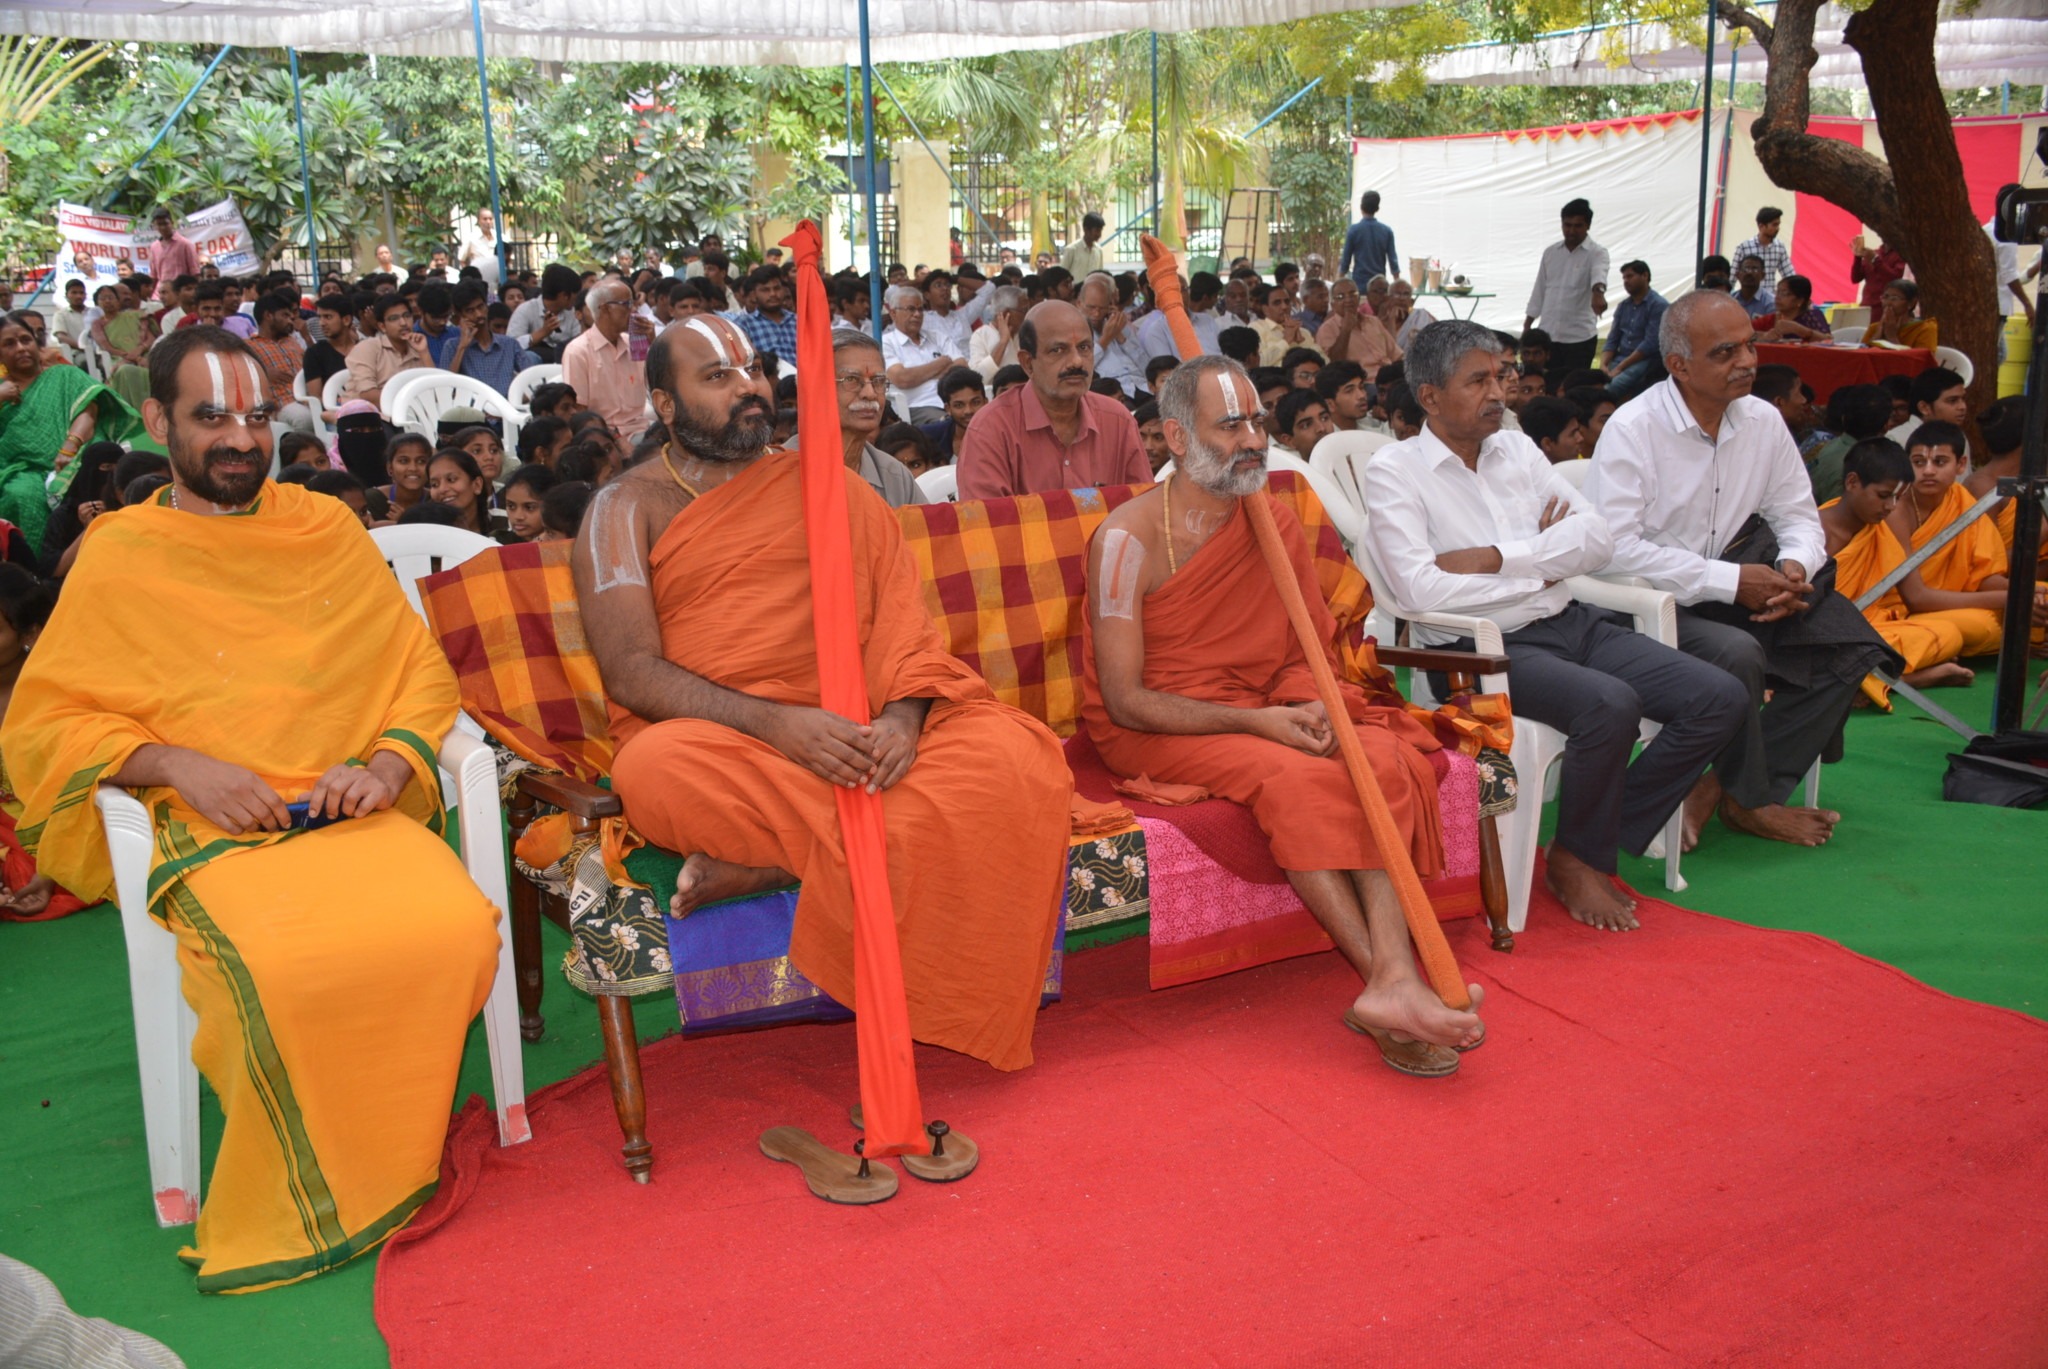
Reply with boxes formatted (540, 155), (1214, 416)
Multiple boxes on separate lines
(1081, 355), (1484, 1079)
(1886, 423), (2010, 659)
(1822, 439), (1975, 707)
(574, 316), (1071, 1072)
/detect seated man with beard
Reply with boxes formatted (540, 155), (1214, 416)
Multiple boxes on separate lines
(1079, 355), (1485, 1078)
(574, 313), (1073, 1074)
(3, 327), (499, 1290)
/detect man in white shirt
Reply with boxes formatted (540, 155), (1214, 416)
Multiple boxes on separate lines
(1364, 320), (1746, 931)
(920, 270), (972, 359)
(881, 284), (964, 424)
(1059, 213), (1106, 278)
(1137, 273), (1222, 361)
(508, 263), (583, 361)
(1523, 197), (1609, 380)
(1986, 196), (2034, 361)
(1586, 290), (1861, 851)
(51, 279), (90, 364)
(455, 208), (503, 291)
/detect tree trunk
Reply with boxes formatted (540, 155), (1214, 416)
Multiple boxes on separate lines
(1720, 0), (2000, 413)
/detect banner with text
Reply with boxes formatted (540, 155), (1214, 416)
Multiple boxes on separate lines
(52, 197), (258, 294)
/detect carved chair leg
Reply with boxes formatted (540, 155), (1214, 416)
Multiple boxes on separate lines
(506, 797), (547, 1041)
(596, 994), (654, 1183)
(1477, 814), (1513, 953)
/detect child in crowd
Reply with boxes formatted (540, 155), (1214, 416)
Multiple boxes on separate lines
(1880, 422), (2011, 660)
(1133, 401), (1169, 475)
(383, 433), (433, 517)
(501, 464), (557, 542)
(518, 415), (571, 470)
(991, 363), (1030, 399)
(427, 449), (501, 539)
(277, 430), (326, 470)
(450, 425), (507, 486)
(1519, 396), (1588, 464)
(1807, 384), (1892, 505)
(306, 469), (372, 527)
(1821, 438), (1983, 705)
(540, 480), (593, 541)
(875, 422), (939, 479)
(527, 381), (582, 420)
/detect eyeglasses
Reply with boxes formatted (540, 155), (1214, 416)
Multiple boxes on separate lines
(835, 372), (889, 396)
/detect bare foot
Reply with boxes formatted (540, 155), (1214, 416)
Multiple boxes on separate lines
(1350, 976), (1485, 1050)
(1544, 846), (1639, 931)
(1681, 772), (1721, 854)
(671, 853), (795, 916)
(1717, 799), (1840, 847)
(1902, 662), (1974, 689)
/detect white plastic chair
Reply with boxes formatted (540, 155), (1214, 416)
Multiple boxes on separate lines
(293, 371), (331, 446)
(1932, 345), (1974, 387)
(915, 464), (959, 502)
(1352, 518), (1688, 933)
(1264, 446), (1362, 548)
(1310, 429), (1394, 517)
(506, 363), (562, 416)
(396, 372), (525, 453)
(98, 524), (530, 1228)
(377, 368), (437, 425)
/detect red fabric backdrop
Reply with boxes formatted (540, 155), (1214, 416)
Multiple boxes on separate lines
(1791, 120), (1866, 306)
(1791, 117), (2022, 305)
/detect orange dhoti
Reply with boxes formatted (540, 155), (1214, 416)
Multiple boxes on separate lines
(1831, 488), (2007, 707)
(1081, 495), (1444, 878)
(609, 452), (1071, 1072)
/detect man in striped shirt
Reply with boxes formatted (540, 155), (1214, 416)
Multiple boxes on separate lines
(1732, 207), (1792, 291)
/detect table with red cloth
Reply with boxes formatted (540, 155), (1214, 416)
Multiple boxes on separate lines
(1755, 342), (1932, 404)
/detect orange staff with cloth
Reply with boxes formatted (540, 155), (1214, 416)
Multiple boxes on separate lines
(578, 224), (1072, 1199)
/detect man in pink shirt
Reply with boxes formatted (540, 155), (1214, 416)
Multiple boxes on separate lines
(957, 301), (1151, 500)
(144, 209), (202, 292)
(562, 280), (649, 443)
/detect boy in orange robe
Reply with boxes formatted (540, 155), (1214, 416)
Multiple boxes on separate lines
(1080, 354), (1484, 1080)
(575, 316), (1071, 1073)
(1887, 421), (2009, 659)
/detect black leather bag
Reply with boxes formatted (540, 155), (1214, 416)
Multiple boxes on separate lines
(1943, 731), (2048, 808)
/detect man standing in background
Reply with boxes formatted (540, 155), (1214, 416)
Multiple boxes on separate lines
(1525, 198), (1609, 380)
(1341, 192), (1398, 293)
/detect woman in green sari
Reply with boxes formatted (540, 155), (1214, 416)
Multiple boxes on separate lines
(0, 316), (156, 550)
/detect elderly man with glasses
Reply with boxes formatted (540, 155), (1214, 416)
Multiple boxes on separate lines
(563, 279), (650, 443)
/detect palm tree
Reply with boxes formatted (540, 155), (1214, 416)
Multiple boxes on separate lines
(0, 37), (112, 194)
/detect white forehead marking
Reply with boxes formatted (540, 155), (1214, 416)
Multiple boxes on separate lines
(242, 356), (264, 408)
(204, 351), (227, 409)
(1215, 370), (1242, 420)
(684, 315), (753, 368)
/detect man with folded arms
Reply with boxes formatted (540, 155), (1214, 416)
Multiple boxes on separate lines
(1363, 320), (1746, 930)
(1081, 354), (1484, 1076)
(1587, 290), (1862, 850)
(3, 327), (499, 1292)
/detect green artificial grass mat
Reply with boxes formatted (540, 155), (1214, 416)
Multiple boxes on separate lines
(1, 664), (2038, 1366)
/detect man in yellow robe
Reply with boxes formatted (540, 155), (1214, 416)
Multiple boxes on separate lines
(2, 327), (499, 1293)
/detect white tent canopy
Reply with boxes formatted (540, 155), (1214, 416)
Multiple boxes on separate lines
(1387, 1), (2048, 91)
(0, 0), (1408, 65)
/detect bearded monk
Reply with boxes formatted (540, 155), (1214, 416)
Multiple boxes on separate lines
(1080, 354), (1485, 1078)
(574, 314), (1071, 1072)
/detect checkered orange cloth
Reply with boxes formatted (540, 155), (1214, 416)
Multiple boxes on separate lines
(897, 471), (1511, 755)
(418, 539), (616, 784)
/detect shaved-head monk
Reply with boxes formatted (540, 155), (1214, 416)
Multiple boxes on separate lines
(1081, 355), (1485, 1077)
(574, 315), (1073, 1072)
(956, 300), (1151, 500)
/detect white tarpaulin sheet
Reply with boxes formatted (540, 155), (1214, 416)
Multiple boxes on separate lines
(1389, 1), (2048, 91)
(0, 0), (1413, 65)
(1350, 111), (1716, 334)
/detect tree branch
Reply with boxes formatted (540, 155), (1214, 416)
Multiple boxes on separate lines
(1715, 2), (1775, 48)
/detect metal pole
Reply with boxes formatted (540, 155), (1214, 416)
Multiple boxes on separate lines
(1709, 39), (1738, 254)
(102, 45), (235, 212)
(1150, 32), (1161, 236)
(1244, 77), (1323, 139)
(1695, 0), (1717, 270)
(845, 65), (858, 271)
(288, 49), (319, 283)
(2001, 80), (2011, 115)
(470, 0), (508, 284)
(859, 0), (884, 339)
(1993, 300), (2048, 732)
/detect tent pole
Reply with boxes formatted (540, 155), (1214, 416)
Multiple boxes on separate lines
(470, 0), (508, 284)
(1245, 77), (1322, 138)
(1695, 0), (1717, 271)
(288, 49), (319, 282)
(1150, 32), (1160, 237)
(846, 65), (858, 271)
(1710, 41), (1738, 254)
(102, 44), (234, 213)
(859, 0), (884, 339)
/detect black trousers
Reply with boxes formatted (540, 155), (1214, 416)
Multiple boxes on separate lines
(1675, 607), (1861, 809)
(1545, 336), (1599, 383)
(1446, 603), (1749, 873)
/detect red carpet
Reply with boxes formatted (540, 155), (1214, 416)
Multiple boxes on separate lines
(376, 885), (2048, 1367)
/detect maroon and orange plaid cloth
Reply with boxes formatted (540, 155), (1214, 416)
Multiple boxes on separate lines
(898, 471), (1511, 755)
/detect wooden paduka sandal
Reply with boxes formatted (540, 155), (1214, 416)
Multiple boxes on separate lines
(849, 1105), (981, 1183)
(758, 1126), (899, 1204)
